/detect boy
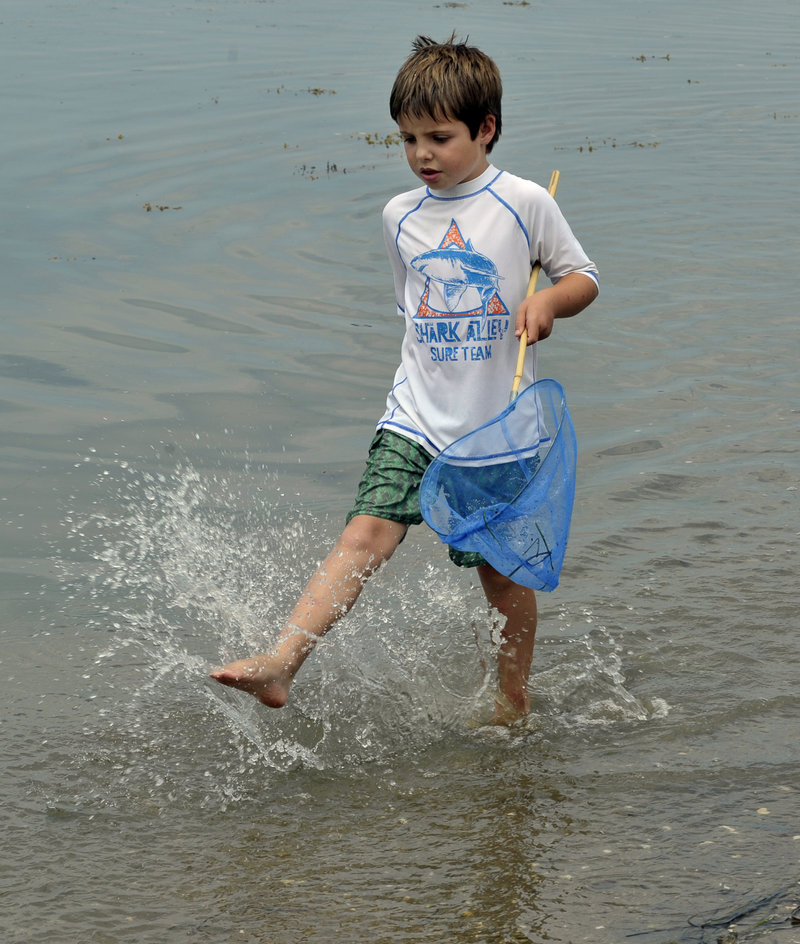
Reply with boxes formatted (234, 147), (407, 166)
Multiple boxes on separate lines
(211, 35), (598, 722)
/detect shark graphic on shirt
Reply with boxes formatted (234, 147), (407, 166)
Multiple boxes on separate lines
(411, 220), (508, 322)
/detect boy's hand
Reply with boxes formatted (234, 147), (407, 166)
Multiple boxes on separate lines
(515, 291), (557, 345)
(515, 273), (598, 346)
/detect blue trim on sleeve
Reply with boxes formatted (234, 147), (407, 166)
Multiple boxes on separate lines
(486, 185), (529, 243)
(394, 194), (431, 263)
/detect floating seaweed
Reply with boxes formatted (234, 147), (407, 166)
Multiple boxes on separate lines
(293, 161), (341, 180)
(554, 137), (659, 153)
(357, 130), (403, 148)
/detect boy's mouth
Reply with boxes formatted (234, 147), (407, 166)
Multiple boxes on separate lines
(420, 168), (441, 183)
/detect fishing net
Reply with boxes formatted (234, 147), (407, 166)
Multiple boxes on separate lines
(419, 378), (576, 591)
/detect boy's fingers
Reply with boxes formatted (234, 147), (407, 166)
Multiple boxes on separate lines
(514, 304), (528, 338)
(536, 320), (553, 342)
(526, 316), (553, 345)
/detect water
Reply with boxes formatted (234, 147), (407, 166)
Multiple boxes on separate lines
(2, 0), (799, 941)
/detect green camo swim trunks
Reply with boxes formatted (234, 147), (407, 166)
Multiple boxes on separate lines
(347, 428), (485, 569)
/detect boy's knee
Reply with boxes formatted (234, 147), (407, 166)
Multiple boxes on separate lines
(477, 563), (513, 594)
(477, 564), (535, 612)
(342, 514), (407, 560)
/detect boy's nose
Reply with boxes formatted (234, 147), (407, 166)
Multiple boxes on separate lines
(414, 140), (433, 162)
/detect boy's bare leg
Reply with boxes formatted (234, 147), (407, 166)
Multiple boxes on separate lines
(210, 515), (407, 707)
(477, 564), (538, 723)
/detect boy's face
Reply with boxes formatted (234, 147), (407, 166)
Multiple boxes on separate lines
(397, 113), (496, 190)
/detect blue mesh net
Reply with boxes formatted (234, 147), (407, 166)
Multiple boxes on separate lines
(419, 378), (576, 591)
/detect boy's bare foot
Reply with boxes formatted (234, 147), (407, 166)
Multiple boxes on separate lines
(469, 690), (530, 728)
(210, 655), (294, 708)
(491, 689), (529, 725)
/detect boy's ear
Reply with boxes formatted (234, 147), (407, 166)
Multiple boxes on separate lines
(479, 114), (497, 145)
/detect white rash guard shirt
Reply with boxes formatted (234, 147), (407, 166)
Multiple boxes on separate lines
(377, 164), (598, 455)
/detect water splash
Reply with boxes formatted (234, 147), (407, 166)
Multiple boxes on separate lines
(57, 460), (667, 808)
(58, 462), (495, 796)
(533, 621), (670, 729)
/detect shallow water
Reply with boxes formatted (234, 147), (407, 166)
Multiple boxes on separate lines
(2, 0), (799, 941)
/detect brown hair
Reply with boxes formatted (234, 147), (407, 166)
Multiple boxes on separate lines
(389, 34), (502, 152)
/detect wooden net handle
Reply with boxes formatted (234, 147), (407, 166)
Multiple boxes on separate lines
(510, 168), (560, 401)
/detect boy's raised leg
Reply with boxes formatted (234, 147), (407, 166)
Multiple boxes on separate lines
(210, 515), (407, 706)
(477, 564), (538, 723)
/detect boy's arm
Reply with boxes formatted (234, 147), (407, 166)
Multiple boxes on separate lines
(515, 271), (598, 345)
